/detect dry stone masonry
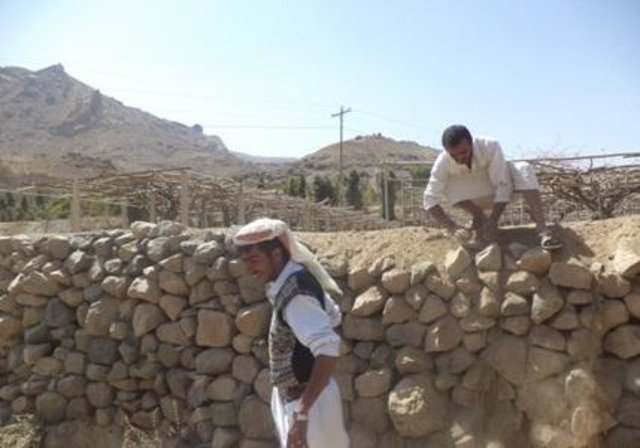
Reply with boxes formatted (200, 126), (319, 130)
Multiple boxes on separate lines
(1, 221), (640, 447)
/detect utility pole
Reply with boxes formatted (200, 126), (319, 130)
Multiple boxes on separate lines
(331, 106), (351, 205)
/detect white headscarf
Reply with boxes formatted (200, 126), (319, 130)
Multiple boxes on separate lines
(232, 218), (342, 296)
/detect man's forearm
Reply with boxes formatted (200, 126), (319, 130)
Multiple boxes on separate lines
(298, 355), (337, 414)
(428, 205), (459, 230)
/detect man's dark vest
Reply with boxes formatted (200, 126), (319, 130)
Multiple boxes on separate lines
(269, 269), (325, 390)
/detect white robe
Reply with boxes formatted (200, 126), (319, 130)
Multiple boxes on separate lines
(423, 136), (540, 211)
(266, 262), (349, 448)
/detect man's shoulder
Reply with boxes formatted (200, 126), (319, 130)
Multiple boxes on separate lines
(474, 135), (500, 148)
(279, 269), (323, 299)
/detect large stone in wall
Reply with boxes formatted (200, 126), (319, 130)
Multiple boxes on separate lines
(386, 321), (427, 348)
(501, 292), (530, 316)
(624, 291), (640, 319)
(517, 247), (552, 275)
(381, 268), (411, 294)
(405, 285), (429, 310)
(481, 333), (527, 385)
(355, 368), (392, 398)
(549, 259), (593, 289)
(64, 251), (93, 275)
(599, 273), (632, 299)
(238, 395), (275, 439)
(612, 237), (640, 279)
(504, 271), (540, 296)
(47, 236), (71, 260)
(84, 297), (119, 336)
(44, 298), (74, 328)
(418, 295), (448, 324)
(36, 391), (67, 423)
(237, 276), (265, 304)
(531, 281), (564, 325)
(410, 261), (436, 286)
(235, 303), (271, 337)
(425, 315), (462, 353)
(475, 243), (502, 271)
(21, 270), (62, 296)
(130, 221), (155, 239)
(395, 346), (433, 374)
(159, 295), (186, 321)
(424, 272), (457, 300)
(194, 241), (225, 264)
(127, 277), (162, 303)
(342, 315), (385, 342)
(388, 374), (448, 437)
(0, 316), (23, 346)
(352, 286), (388, 317)
(600, 300), (630, 334)
(383, 296), (417, 325)
(348, 267), (375, 292)
(352, 396), (390, 434)
(86, 382), (114, 408)
(604, 325), (640, 359)
(158, 269), (189, 296)
(184, 257), (208, 286)
(133, 303), (166, 337)
(156, 322), (190, 345)
(530, 325), (566, 352)
(196, 310), (234, 347)
(526, 346), (570, 382)
(445, 247), (472, 281)
(100, 276), (129, 298)
(478, 287), (500, 317)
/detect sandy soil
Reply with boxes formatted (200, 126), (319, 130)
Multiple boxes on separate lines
(298, 215), (640, 272)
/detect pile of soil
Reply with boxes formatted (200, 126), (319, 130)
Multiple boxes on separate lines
(299, 215), (640, 271)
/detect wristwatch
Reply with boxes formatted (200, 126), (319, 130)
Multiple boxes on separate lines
(293, 410), (308, 422)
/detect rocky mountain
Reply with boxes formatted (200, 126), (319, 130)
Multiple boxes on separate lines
(0, 65), (440, 188)
(0, 64), (255, 184)
(294, 133), (439, 175)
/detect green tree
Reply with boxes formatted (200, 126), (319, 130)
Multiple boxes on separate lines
(409, 164), (432, 188)
(257, 173), (266, 189)
(17, 196), (29, 220)
(5, 192), (15, 208)
(378, 170), (397, 220)
(345, 170), (363, 209)
(297, 174), (307, 198)
(313, 176), (336, 205)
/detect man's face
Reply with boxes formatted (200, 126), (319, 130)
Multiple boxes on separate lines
(446, 140), (473, 165)
(239, 245), (277, 283)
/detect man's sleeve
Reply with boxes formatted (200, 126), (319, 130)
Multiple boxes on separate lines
(283, 295), (341, 357)
(423, 155), (448, 211)
(487, 140), (512, 203)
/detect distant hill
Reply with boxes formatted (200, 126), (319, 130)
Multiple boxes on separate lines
(0, 64), (261, 185)
(231, 151), (297, 165)
(294, 133), (439, 175)
(0, 64), (440, 189)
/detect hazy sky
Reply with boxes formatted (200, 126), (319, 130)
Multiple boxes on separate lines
(1, 0), (639, 159)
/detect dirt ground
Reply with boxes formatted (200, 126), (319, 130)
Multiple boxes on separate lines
(298, 215), (640, 272)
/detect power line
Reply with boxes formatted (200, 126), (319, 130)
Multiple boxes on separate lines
(200, 124), (333, 130)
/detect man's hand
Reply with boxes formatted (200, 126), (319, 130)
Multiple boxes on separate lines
(287, 420), (308, 448)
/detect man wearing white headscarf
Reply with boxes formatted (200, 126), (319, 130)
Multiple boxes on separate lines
(233, 218), (349, 448)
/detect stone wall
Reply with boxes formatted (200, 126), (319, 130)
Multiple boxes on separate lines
(0, 221), (639, 448)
